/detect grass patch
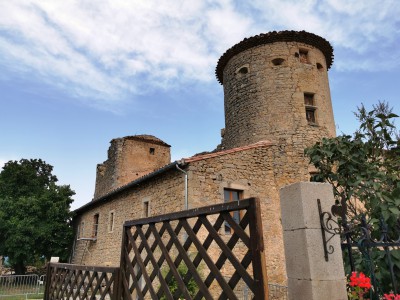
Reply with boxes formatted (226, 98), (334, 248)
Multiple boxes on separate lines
(0, 295), (44, 300)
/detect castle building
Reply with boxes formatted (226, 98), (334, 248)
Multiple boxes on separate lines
(71, 30), (335, 285)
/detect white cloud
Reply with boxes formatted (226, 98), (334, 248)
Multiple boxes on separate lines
(248, 0), (400, 71)
(0, 0), (399, 109)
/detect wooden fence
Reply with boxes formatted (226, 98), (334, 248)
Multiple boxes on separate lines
(45, 197), (269, 299)
(44, 263), (120, 299)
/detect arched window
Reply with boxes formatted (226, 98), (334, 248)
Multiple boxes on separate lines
(235, 64), (250, 78)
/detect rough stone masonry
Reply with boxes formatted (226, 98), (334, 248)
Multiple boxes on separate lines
(72, 30), (336, 287)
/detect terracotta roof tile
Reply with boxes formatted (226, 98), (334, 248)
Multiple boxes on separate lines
(183, 140), (275, 163)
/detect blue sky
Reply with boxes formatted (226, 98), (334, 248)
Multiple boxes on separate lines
(0, 0), (399, 210)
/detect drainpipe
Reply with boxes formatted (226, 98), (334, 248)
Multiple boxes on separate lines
(176, 163), (188, 210)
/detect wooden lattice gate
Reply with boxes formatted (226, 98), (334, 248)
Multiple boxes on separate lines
(45, 197), (269, 299)
(120, 197), (269, 299)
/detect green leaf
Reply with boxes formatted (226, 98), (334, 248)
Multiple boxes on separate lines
(388, 207), (400, 215)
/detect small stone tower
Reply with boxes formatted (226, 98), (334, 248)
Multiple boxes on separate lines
(94, 135), (171, 199)
(216, 30), (336, 150)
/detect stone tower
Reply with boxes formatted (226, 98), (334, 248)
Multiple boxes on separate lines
(216, 30), (336, 150)
(94, 135), (171, 199)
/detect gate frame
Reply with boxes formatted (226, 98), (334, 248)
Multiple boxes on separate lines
(119, 197), (269, 299)
(319, 195), (400, 296)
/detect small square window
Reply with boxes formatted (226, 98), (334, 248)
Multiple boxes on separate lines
(149, 148), (155, 155)
(304, 93), (317, 124)
(304, 93), (314, 106)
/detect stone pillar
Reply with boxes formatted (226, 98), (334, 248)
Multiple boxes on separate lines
(280, 182), (347, 300)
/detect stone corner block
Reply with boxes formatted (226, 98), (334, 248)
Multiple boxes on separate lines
(287, 278), (347, 300)
(280, 182), (335, 230)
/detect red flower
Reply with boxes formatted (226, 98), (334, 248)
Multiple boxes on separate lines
(348, 272), (371, 291)
(349, 272), (358, 287)
(384, 293), (400, 300)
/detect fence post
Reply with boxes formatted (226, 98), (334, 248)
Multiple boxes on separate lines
(248, 197), (269, 299)
(44, 262), (52, 300)
(280, 182), (347, 300)
(117, 225), (127, 300)
(113, 267), (121, 300)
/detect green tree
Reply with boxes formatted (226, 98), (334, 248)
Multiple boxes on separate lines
(159, 262), (199, 299)
(305, 101), (400, 294)
(0, 159), (75, 274)
(305, 102), (399, 221)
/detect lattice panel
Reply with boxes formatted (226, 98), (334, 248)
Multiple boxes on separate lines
(45, 262), (119, 300)
(120, 197), (268, 300)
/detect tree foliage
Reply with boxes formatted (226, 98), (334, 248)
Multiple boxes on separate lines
(305, 101), (400, 293)
(0, 159), (75, 274)
(305, 101), (400, 223)
(159, 262), (199, 299)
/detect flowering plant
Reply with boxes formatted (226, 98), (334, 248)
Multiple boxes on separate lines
(383, 294), (400, 300)
(348, 272), (372, 300)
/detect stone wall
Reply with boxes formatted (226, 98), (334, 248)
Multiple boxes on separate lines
(72, 31), (338, 294)
(187, 142), (315, 284)
(73, 166), (184, 266)
(73, 141), (312, 285)
(94, 135), (171, 199)
(221, 41), (336, 151)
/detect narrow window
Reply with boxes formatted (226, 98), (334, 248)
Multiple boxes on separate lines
(304, 93), (317, 124)
(143, 201), (150, 217)
(93, 214), (99, 238)
(149, 148), (155, 155)
(299, 49), (309, 63)
(80, 221), (85, 238)
(109, 211), (115, 232)
(224, 189), (243, 234)
(306, 108), (316, 124)
(316, 63), (323, 71)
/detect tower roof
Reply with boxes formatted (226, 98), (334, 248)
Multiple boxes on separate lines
(215, 30), (334, 84)
(111, 134), (171, 147)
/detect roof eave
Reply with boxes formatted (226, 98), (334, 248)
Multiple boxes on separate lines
(73, 161), (184, 215)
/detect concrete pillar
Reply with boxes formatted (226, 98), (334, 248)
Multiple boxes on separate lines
(280, 182), (347, 300)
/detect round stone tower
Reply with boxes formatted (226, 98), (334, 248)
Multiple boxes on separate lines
(216, 30), (336, 150)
